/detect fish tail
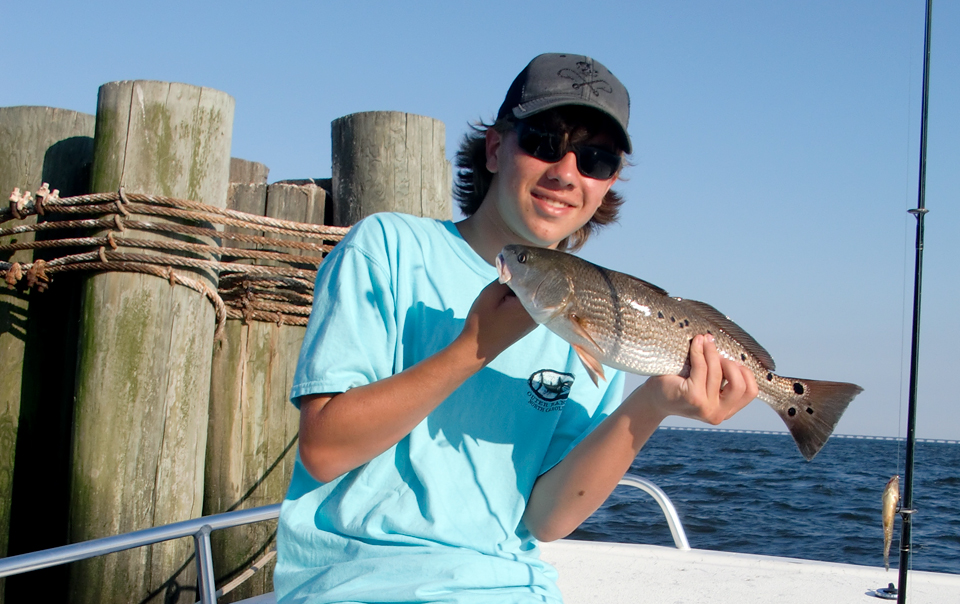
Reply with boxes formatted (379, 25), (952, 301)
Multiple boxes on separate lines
(761, 376), (863, 461)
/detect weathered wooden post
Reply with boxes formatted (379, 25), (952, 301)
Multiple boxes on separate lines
(0, 106), (94, 603)
(331, 111), (451, 225)
(69, 81), (233, 604)
(204, 164), (320, 601)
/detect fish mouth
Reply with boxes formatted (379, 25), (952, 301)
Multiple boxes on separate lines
(496, 252), (511, 284)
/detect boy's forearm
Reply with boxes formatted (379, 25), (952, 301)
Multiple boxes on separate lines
(523, 336), (758, 542)
(522, 386), (667, 542)
(298, 337), (485, 483)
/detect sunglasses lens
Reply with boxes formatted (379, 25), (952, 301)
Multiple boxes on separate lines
(515, 122), (620, 180)
(576, 147), (620, 180)
(517, 124), (562, 162)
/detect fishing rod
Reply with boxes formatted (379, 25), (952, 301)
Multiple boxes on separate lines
(896, 0), (933, 601)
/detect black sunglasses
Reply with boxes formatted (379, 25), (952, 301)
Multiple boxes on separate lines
(514, 121), (622, 180)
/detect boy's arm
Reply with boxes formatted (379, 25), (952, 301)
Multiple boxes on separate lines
(298, 281), (535, 483)
(522, 334), (758, 542)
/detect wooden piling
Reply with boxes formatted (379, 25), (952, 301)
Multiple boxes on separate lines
(203, 164), (312, 601)
(0, 106), (94, 603)
(331, 111), (451, 225)
(68, 81), (233, 604)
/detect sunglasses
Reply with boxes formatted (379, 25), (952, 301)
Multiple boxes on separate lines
(514, 121), (622, 180)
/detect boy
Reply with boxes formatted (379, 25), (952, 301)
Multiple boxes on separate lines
(275, 53), (757, 603)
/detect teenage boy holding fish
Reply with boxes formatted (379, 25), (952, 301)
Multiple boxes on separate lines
(275, 53), (758, 603)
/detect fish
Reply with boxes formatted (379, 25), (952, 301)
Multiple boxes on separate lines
(882, 475), (900, 571)
(495, 244), (863, 461)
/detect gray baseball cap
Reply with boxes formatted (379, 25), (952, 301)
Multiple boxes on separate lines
(497, 53), (632, 153)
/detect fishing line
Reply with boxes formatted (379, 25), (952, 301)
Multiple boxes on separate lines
(894, 7), (924, 471)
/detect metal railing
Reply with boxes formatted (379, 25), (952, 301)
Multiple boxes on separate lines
(0, 474), (690, 602)
(617, 474), (690, 550)
(0, 504), (282, 604)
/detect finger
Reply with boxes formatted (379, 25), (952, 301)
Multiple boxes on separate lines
(702, 334), (723, 401)
(720, 363), (757, 421)
(685, 334), (708, 398)
(718, 357), (746, 402)
(742, 365), (759, 401)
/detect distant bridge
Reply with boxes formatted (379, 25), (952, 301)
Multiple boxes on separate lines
(658, 425), (959, 445)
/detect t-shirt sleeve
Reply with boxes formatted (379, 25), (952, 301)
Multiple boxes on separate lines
(290, 222), (397, 408)
(537, 370), (626, 475)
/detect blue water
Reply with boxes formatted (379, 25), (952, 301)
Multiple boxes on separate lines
(571, 428), (960, 575)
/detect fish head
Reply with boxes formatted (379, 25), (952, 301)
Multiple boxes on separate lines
(497, 245), (574, 324)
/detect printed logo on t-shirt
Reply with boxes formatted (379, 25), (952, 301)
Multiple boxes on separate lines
(526, 369), (575, 412)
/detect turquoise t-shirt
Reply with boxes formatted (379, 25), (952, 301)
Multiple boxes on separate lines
(275, 212), (625, 603)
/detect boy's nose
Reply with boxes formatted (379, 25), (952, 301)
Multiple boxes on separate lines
(546, 151), (579, 186)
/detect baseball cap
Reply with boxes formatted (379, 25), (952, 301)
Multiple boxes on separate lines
(497, 53), (632, 153)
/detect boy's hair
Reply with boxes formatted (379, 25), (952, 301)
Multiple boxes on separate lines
(453, 106), (626, 252)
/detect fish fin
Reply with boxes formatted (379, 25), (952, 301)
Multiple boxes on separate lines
(611, 269), (671, 297)
(678, 299), (776, 371)
(572, 344), (606, 386)
(567, 313), (604, 354)
(766, 377), (863, 460)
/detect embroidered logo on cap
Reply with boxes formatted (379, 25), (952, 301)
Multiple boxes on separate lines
(559, 62), (614, 97)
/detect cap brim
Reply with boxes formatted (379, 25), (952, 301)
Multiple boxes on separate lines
(512, 99), (632, 154)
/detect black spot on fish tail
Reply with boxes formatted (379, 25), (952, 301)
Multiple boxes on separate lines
(670, 317), (676, 322)
(740, 353), (746, 361)
(658, 311), (664, 319)
(684, 319), (690, 326)
(766, 373), (773, 381)
(772, 378), (863, 461)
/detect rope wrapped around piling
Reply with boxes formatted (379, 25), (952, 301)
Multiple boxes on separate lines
(2, 184), (350, 339)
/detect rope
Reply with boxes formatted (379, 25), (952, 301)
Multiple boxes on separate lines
(3, 184), (349, 333)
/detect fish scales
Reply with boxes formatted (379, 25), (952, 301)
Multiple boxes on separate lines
(564, 262), (759, 377)
(496, 245), (863, 461)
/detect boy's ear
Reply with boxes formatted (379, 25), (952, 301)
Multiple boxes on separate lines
(485, 128), (503, 174)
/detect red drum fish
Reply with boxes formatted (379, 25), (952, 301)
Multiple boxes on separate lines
(496, 245), (863, 461)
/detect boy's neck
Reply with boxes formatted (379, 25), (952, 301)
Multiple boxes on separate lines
(455, 207), (512, 266)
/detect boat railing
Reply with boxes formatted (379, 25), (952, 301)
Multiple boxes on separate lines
(618, 474), (690, 550)
(0, 474), (690, 602)
(0, 503), (282, 604)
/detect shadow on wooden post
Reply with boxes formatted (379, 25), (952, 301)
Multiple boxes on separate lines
(203, 160), (310, 602)
(0, 106), (95, 604)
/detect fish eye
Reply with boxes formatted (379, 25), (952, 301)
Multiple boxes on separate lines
(517, 252), (527, 264)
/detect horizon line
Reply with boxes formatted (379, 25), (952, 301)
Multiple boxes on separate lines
(658, 426), (959, 445)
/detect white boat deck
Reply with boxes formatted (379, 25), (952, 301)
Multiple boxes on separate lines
(541, 539), (959, 604)
(236, 540), (958, 603)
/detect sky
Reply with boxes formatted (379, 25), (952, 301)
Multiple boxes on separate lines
(4, 1), (957, 440)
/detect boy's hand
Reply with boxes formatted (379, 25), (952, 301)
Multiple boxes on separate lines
(455, 280), (537, 368)
(629, 334), (758, 425)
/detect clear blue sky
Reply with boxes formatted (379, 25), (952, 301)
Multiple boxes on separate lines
(5, 1), (957, 439)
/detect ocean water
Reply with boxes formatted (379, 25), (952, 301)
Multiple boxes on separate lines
(571, 428), (960, 575)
